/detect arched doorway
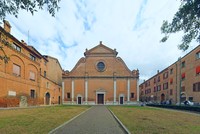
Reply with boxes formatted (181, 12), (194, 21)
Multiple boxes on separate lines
(161, 93), (165, 103)
(58, 96), (61, 104)
(45, 92), (50, 105)
(77, 95), (82, 104)
(119, 94), (124, 105)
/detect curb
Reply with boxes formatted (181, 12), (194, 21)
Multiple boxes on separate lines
(108, 108), (131, 134)
(48, 106), (92, 134)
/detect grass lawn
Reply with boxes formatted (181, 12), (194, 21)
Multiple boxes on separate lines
(0, 105), (90, 134)
(109, 106), (200, 134)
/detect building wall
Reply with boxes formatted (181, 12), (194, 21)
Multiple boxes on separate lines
(44, 56), (62, 85)
(139, 45), (200, 104)
(0, 21), (62, 107)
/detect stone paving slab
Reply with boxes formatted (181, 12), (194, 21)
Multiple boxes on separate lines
(50, 106), (126, 134)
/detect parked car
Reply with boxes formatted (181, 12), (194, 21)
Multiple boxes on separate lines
(183, 100), (194, 106)
(176, 100), (194, 106)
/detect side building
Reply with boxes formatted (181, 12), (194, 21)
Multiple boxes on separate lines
(0, 20), (62, 107)
(62, 42), (139, 105)
(139, 45), (200, 104)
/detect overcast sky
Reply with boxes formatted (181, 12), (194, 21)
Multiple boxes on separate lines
(3, 0), (199, 81)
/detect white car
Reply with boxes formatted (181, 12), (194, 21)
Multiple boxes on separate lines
(183, 100), (194, 106)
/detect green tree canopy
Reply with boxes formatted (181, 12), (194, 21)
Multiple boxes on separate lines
(160, 0), (200, 51)
(0, 0), (61, 21)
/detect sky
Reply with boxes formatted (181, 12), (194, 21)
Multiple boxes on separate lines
(2, 0), (199, 82)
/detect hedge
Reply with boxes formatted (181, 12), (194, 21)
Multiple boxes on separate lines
(146, 104), (200, 113)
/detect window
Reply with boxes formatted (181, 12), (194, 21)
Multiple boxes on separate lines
(97, 62), (105, 71)
(154, 86), (157, 92)
(145, 82), (148, 87)
(181, 61), (185, 68)
(196, 51), (200, 59)
(145, 81), (150, 87)
(181, 73), (185, 80)
(170, 89), (173, 95)
(181, 86), (185, 92)
(193, 82), (200, 92)
(196, 66), (200, 75)
(145, 89), (151, 94)
(131, 93), (134, 98)
(13, 64), (21, 76)
(157, 85), (161, 91)
(12, 43), (21, 52)
(163, 72), (168, 79)
(30, 54), (36, 61)
(44, 71), (46, 77)
(188, 97), (193, 101)
(30, 90), (35, 98)
(67, 93), (70, 98)
(44, 61), (47, 66)
(46, 82), (50, 88)
(163, 82), (168, 90)
(170, 68), (173, 74)
(157, 76), (160, 82)
(154, 78), (156, 83)
(29, 71), (35, 81)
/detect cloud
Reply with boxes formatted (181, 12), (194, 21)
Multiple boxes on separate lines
(5, 0), (199, 82)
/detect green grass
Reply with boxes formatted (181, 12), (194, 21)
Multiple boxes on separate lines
(109, 106), (200, 134)
(0, 105), (90, 134)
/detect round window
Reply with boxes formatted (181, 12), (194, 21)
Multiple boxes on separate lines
(97, 62), (105, 72)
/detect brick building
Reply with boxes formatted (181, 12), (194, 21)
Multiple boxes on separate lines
(62, 42), (139, 105)
(139, 45), (200, 104)
(0, 20), (62, 107)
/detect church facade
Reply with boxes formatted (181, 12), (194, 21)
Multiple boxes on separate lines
(62, 42), (139, 105)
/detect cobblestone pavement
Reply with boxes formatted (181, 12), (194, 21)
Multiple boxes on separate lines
(51, 106), (126, 134)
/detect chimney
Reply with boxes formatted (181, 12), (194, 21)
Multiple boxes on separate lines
(157, 70), (160, 74)
(3, 20), (11, 33)
(21, 40), (27, 46)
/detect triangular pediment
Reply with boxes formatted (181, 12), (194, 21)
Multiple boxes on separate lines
(84, 42), (118, 57)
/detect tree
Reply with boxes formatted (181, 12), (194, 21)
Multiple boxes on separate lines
(160, 0), (200, 51)
(0, 0), (61, 21)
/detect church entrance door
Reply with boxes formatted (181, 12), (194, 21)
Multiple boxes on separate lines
(97, 94), (104, 104)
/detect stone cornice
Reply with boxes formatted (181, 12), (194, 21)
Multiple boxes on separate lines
(62, 76), (138, 79)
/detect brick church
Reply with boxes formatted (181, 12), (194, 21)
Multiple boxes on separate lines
(62, 42), (139, 105)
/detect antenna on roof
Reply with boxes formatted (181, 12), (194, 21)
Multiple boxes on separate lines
(27, 30), (30, 45)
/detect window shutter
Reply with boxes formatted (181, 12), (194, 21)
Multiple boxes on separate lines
(196, 66), (200, 74)
(30, 71), (35, 80)
(170, 78), (173, 84)
(181, 73), (185, 79)
(193, 84), (196, 92)
(13, 64), (20, 76)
